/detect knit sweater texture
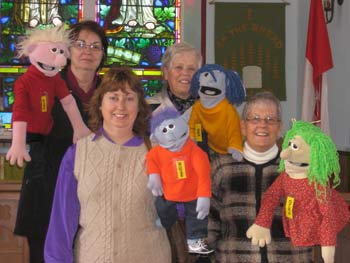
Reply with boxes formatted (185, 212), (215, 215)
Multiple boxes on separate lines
(74, 134), (171, 263)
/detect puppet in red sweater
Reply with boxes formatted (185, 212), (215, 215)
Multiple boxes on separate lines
(146, 108), (213, 255)
(246, 120), (349, 263)
(6, 26), (90, 167)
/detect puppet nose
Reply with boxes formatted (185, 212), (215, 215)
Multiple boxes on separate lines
(54, 54), (67, 67)
(280, 148), (291, 160)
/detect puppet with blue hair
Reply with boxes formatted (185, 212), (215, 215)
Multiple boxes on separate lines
(189, 64), (246, 160)
(246, 120), (349, 263)
(146, 108), (213, 255)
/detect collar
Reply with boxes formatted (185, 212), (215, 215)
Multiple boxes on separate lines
(167, 87), (196, 114)
(92, 127), (143, 146)
(243, 142), (279, 164)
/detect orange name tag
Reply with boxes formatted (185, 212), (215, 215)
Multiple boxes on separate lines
(285, 196), (295, 219)
(175, 160), (186, 179)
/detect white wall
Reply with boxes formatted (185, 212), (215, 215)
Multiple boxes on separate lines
(326, 2), (350, 151)
(204, 0), (349, 150)
(205, 0), (305, 136)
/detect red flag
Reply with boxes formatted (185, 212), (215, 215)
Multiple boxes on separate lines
(301, 0), (333, 134)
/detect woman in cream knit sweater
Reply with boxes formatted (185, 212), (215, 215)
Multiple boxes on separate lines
(44, 66), (171, 263)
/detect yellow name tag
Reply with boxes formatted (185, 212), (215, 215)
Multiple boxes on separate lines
(175, 160), (186, 179)
(285, 196), (294, 219)
(41, 95), (47, 112)
(194, 123), (202, 142)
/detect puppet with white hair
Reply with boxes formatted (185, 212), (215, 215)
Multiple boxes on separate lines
(6, 26), (90, 167)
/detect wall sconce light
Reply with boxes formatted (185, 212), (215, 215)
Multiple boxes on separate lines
(323, 0), (344, 23)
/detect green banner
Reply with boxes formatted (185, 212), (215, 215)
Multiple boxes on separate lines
(215, 3), (286, 100)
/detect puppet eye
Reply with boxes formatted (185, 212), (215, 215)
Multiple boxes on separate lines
(59, 49), (64, 54)
(288, 141), (299, 150)
(51, 48), (58, 53)
(162, 124), (175, 134)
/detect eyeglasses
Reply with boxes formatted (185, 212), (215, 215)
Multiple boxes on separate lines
(245, 115), (280, 125)
(73, 40), (103, 52)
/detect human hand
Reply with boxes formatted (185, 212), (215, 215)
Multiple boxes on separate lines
(246, 224), (271, 247)
(147, 173), (163, 196)
(321, 246), (335, 263)
(228, 148), (243, 161)
(196, 197), (210, 220)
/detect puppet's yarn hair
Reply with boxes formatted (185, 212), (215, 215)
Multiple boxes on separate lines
(150, 108), (180, 134)
(17, 26), (70, 57)
(190, 64), (246, 106)
(279, 120), (340, 199)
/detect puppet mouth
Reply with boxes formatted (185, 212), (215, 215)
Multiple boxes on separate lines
(37, 62), (59, 71)
(288, 160), (309, 167)
(200, 86), (221, 96)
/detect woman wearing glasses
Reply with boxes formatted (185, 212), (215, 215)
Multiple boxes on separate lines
(14, 20), (107, 263)
(207, 91), (313, 262)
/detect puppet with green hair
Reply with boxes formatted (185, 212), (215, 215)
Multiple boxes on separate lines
(246, 120), (349, 263)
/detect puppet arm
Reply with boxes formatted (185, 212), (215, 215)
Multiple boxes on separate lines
(246, 174), (285, 246)
(321, 246), (335, 263)
(196, 197), (210, 220)
(227, 105), (243, 160)
(188, 105), (200, 141)
(246, 224), (271, 247)
(60, 95), (91, 143)
(147, 173), (163, 196)
(6, 121), (31, 167)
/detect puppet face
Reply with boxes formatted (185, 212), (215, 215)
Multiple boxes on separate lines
(198, 70), (226, 108)
(28, 41), (69, 77)
(281, 135), (310, 179)
(153, 116), (189, 152)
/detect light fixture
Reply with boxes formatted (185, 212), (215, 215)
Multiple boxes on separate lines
(323, 0), (344, 24)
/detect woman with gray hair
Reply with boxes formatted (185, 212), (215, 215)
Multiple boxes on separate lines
(208, 91), (313, 262)
(147, 42), (202, 122)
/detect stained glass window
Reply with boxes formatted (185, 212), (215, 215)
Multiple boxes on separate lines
(0, 0), (82, 113)
(0, 0), (83, 65)
(97, 0), (181, 96)
(0, 0), (181, 112)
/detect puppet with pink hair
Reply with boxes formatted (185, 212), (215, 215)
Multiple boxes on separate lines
(6, 26), (90, 167)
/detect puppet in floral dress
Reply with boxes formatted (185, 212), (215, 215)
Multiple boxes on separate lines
(247, 120), (349, 263)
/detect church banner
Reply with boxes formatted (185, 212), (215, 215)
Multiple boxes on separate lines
(215, 3), (286, 100)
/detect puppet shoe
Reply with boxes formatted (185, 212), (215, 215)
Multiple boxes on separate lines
(188, 239), (214, 255)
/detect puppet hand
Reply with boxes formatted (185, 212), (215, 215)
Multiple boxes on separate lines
(196, 197), (210, 220)
(60, 94), (91, 143)
(228, 148), (243, 161)
(5, 122), (31, 167)
(73, 124), (91, 143)
(6, 147), (31, 167)
(147, 173), (163, 196)
(246, 224), (271, 247)
(321, 246), (335, 263)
